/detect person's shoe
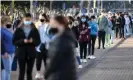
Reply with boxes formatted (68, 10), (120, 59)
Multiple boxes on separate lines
(97, 47), (100, 49)
(103, 47), (105, 49)
(91, 56), (96, 59)
(87, 55), (91, 59)
(35, 73), (41, 79)
(83, 59), (87, 63)
(78, 65), (83, 68)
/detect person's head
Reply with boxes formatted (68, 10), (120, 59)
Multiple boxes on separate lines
(91, 15), (96, 21)
(1, 16), (12, 28)
(101, 10), (105, 16)
(23, 13), (32, 25)
(81, 16), (87, 23)
(39, 13), (49, 23)
(49, 15), (68, 33)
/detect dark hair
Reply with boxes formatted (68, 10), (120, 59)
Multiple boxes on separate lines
(24, 13), (32, 18)
(54, 15), (68, 28)
(91, 15), (96, 19)
(68, 16), (74, 22)
(42, 13), (49, 22)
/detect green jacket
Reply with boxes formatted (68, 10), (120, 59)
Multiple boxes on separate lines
(98, 15), (108, 32)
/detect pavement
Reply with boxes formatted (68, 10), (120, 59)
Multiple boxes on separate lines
(11, 35), (133, 80)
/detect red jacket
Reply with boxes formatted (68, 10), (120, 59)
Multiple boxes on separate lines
(79, 26), (90, 42)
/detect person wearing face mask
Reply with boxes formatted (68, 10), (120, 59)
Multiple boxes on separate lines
(12, 13), (40, 80)
(1, 16), (15, 80)
(68, 16), (83, 68)
(97, 10), (108, 49)
(79, 16), (90, 63)
(87, 16), (98, 59)
(35, 13), (53, 79)
(44, 15), (76, 80)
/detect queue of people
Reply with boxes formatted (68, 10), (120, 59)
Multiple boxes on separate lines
(1, 11), (133, 80)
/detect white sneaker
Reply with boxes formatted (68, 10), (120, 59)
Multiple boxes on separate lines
(83, 59), (87, 63)
(35, 73), (41, 79)
(78, 65), (83, 68)
(90, 56), (96, 59)
(87, 55), (91, 59)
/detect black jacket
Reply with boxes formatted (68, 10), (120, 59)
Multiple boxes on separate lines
(71, 26), (79, 47)
(12, 23), (40, 59)
(45, 28), (77, 80)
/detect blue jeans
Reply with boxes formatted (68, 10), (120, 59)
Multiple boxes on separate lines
(2, 54), (14, 80)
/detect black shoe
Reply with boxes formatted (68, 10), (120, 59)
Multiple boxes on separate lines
(97, 47), (100, 49)
(103, 47), (105, 49)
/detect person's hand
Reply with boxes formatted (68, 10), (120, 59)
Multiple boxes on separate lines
(29, 38), (33, 43)
(3, 52), (8, 59)
(81, 31), (85, 34)
(24, 39), (28, 43)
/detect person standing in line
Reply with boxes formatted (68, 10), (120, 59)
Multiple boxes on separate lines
(115, 13), (121, 39)
(1, 16), (15, 80)
(105, 16), (113, 48)
(88, 16), (98, 59)
(110, 13), (116, 44)
(35, 13), (53, 79)
(124, 13), (131, 37)
(12, 13), (40, 80)
(68, 16), (83, 68)
(44, 15), (77, 80)
(79, 16), (90, 63)
(120, 13), (125, 39)
(97, 10), (108, 49)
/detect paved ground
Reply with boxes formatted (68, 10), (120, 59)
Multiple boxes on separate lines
(79, 35), (133, 80)
(11, 35), (133, 80)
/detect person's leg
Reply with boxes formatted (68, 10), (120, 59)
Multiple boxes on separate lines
(91, 35), (97, 55)
(26, 58), (35, 80)
(36, 52), (42, 71)
(43, 50), (47, 68)
(102, 31), (106, 49)
(83, 42), (87, 59)
(111, 30), (115, 43)
(119, 27), (122, 38)
(122, 27), (125, 38)
(88, 40), (91, 56)
(18, 58), (26, 80)
(116, 27), (119, 38)
(98, 31), (102, 49)
(79, 42), (83, 59)
(2, 54), (14, 80)
(75, 48), (82, 65)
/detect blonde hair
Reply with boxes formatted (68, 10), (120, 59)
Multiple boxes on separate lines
(1, 16), (11, 25)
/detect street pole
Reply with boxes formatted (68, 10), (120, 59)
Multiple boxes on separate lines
(30, 0), (33, 13)
(50, 0), (53, 14)
(101, 0), (103, 11)
(87, 0), (90, 14)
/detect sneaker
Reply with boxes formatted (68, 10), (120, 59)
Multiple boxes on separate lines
(87, 55), (91, 59)
(83, 59), (87, 63)
(78, 65), (83, 68)
(90, 56), (96, 59)
(35, 73), (41, 79)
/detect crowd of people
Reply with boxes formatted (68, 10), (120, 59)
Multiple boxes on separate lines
(1, 10), (133, 80)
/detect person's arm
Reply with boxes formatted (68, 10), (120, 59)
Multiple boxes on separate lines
(12, 28), (25, 46)
(30, 28), (41, 46)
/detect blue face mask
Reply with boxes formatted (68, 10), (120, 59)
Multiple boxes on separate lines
(24, 21), (32, 25)
(81, 18), (86, 22)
